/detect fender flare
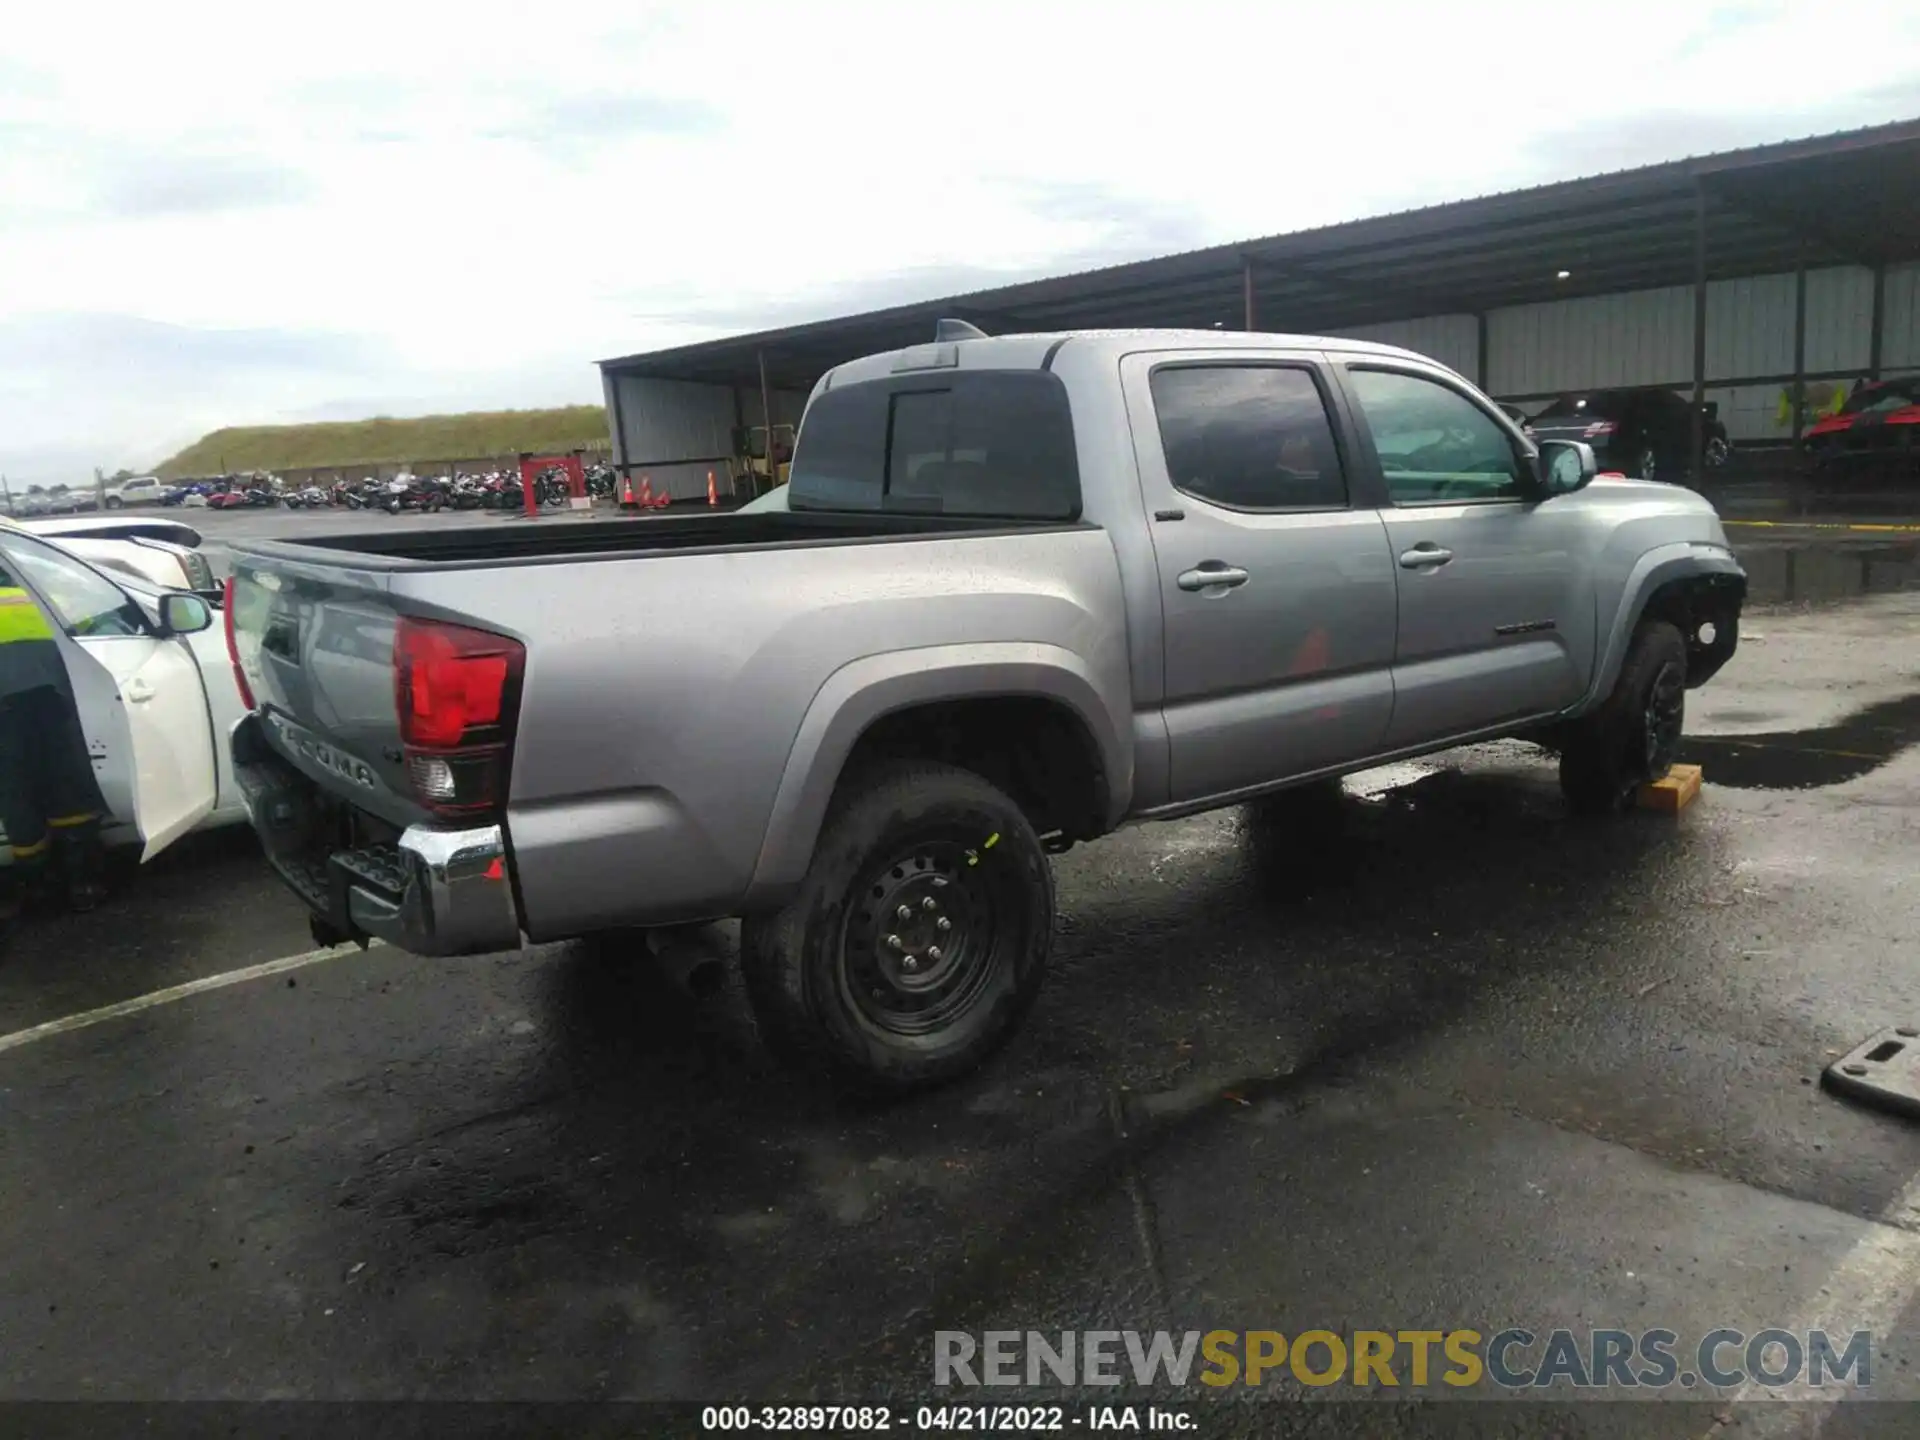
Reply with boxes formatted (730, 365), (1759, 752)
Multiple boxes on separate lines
(1580, 544), (1746, 711)
(747, 642), (1132, 895)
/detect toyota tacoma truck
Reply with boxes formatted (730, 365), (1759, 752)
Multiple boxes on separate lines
(225, 325), (1745, 1090)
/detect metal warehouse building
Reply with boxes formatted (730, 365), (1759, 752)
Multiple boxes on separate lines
(599, 119), (1920, 500)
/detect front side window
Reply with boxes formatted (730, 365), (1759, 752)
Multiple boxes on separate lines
(1347, 368), (1527, 504)
(1148, 365), (1347, 511)
(0, 537), (146, 638)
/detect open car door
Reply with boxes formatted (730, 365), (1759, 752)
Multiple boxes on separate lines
(0, 531), (217, 860)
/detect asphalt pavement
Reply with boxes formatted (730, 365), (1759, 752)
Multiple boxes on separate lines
(5, 518), (1920, 1436)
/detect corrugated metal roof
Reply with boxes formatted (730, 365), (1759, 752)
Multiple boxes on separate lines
(600, 116), (1920, 391)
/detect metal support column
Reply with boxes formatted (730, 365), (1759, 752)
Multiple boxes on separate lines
(1869, 263), (1886, 380)
(1475, 312), (1489, 391)
(758, 349), (776, 500)
(1689, 181), (1708, 480)
(606, 372), (629, 473)
(1242, 257), (1256, 332)
(1791, 259), (1807, 444)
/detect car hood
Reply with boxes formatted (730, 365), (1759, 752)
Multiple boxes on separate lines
(1575, 475), (1730, 548)
(1587, 476), (1681, 501)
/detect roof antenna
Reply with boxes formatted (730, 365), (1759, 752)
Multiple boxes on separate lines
(934, 318), (989, 343)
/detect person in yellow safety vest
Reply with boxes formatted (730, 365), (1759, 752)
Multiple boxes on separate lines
(0, 556), (107, 935)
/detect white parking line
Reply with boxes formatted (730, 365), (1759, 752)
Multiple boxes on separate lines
(1702, 1170), (1920, 1435)
(0, 942), (379, 1057)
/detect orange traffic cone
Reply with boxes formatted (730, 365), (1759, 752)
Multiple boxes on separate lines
(621, 476), (635, 508)
(638, 476), (652, 507)
(707, 470), (718, 507)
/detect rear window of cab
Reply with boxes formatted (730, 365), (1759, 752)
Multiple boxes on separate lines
(788, 371), (1080, 520)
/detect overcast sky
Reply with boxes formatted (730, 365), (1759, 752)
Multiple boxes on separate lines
(2, 0), (1916, 483)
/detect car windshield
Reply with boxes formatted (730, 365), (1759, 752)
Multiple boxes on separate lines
(1842, 379), (1920, 415)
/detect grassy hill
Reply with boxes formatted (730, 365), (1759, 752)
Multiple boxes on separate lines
(156, 406), (611, 478)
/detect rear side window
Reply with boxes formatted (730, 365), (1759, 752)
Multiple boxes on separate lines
(788, 371), (1080, 519)
(1148, 364), (1347, 511)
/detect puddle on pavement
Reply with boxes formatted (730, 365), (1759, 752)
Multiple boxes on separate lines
(1683, 691), (1920, 790)
(1739, 541), (1920, 605)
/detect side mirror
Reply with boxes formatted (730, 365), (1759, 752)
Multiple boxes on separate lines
(1535, 439), (1598, 496)
(158, 592), (214, 636)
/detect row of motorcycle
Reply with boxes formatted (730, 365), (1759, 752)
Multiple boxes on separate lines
(262, 465), (620, 515)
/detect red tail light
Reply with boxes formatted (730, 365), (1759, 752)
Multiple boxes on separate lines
(393, 617), (525, 815)
(1583, 420), (1619, 438)
(222, 575), (256, 710)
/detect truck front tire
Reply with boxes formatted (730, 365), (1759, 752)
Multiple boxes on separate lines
(741, 761), (1054, 1092)
(1559, 620), (1688, 815)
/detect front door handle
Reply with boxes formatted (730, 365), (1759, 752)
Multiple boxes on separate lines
(1177, 562), (1251, 593)
(1398, 544), (1454, 570)
(125, 677), (155, 705)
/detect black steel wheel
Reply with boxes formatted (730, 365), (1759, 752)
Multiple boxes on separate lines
(742, 761), (1054, 1092)
(1643, 656), (1686, 774)
(1560, 620), (1688, 815)
(839, 838), (1017, 1040)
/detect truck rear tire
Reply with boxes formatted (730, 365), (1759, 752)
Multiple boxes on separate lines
(740, 761), (1054, 1093)
(1558, 620), (1688, 815)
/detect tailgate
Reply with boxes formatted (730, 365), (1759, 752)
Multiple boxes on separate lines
(227, 551), (425, 829)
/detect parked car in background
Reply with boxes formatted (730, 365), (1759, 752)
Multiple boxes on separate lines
(21, 514), (219, 595)
(1497, 402), (1535, 434)
(103, 476), (165, 509)
(225, 324), (1747, 1091)
(1801, 375), (1920, 496)
(1528, 388), (1731, 485)
(0, 519), (249, 866)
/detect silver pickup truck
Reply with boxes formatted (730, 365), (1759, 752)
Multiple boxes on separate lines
(226, 326), (1745, 1089)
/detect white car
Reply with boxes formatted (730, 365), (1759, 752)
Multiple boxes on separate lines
(19, 514), (217, 595)
(0, 525), (248, 866)
(103, 476), (165, 509)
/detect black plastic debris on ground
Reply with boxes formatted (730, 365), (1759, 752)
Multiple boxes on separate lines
(1823, 1026), (1920, 1119)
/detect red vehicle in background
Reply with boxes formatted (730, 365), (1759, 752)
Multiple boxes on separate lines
(1802, 377), (1920, 498)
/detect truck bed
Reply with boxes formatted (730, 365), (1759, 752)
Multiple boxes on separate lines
(249, 510), (1074, 570)
(226, 510), (1134, 940)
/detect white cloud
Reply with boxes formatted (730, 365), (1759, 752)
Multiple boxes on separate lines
(1, 0), (1916, 480)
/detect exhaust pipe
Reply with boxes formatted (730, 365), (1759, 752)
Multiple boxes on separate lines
(645, 925), (728, 1001)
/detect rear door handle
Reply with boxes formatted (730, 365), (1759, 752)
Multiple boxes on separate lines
(1177, 563), (1251, 592)
(1398, 544), (1454, 570)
